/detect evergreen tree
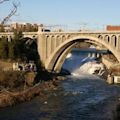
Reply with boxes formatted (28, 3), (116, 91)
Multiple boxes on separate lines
(0, 37), (8, 59)
(8, 42), (15, 59)
(12, 30), (23, 60)
(0, 24), (5, 32)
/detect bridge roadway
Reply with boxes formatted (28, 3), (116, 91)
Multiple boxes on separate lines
(0, 28), (120, 72)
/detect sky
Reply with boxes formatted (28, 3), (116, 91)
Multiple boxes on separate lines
(1, 0), (120, 30)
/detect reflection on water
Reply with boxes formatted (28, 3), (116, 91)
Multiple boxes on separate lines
(0, 49), (120, 120)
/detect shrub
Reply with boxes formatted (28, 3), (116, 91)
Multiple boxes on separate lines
(0, 71), (25, 89)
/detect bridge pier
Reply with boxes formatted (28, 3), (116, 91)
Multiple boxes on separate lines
(8, 36), (12, 42)
(37, 32), (47, 65)
(116, 37), (120, 51)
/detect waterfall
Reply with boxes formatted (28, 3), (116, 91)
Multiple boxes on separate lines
(63, 49), (105, 77)
(72, 61), (105, 76)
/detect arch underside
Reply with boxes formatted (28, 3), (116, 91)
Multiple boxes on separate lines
(45, 35), (120, 72)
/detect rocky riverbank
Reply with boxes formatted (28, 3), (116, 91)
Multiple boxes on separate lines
(0, 76), (64, 108)
(0, 64), (66, 108)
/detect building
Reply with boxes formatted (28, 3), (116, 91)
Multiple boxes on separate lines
(106, 25), (120, 31)
(10, 22), (39, 32)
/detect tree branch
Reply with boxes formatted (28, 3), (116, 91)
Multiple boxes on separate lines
(1, 2), (20, 25)
(0, 0), (9, 4)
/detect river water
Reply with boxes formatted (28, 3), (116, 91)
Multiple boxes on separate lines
(0, 49), (120, 120)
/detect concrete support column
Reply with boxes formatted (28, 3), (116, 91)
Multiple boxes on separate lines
(109, 35), (114, 48)
(54, 36), (57, 49)
(60, 36), (63, 44)
(110, 37), (113, 46)
(8, 36), (11, 42)
(51, 36), (56, 53)
(62, 36), (66, 42)
(37, 32), (46, 65)
(53, 36), (56, 53)
(110, 35), (117, 49)
(56, 36), (59, 47)
(116, 36), (120, 51)
(47, 36), (52, 58)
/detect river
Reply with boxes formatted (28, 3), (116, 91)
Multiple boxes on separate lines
(0, 49), (120, 120)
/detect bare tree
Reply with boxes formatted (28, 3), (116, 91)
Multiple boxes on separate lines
(0, 0), (19, 25)
(0, 0), (9, 4)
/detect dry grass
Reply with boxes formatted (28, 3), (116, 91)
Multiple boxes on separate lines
(0, 71), (25, 90)
(0, 60), (13, 71)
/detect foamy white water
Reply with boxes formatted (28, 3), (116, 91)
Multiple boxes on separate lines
(72, 61), (105, 76)
(63, 49), (105, 77)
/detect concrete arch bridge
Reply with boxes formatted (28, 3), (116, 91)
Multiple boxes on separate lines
(38, 30), (120, 72)
(0, 29), (120, 72)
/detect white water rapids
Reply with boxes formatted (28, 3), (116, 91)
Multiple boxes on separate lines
(63, 51), (106, 77)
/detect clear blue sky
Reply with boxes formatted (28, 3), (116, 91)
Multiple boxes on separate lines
(1, 0), (120, 29)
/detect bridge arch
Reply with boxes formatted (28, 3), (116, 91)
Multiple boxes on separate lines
(45, 35), (120, 72)
(98, 35), (103, 39)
